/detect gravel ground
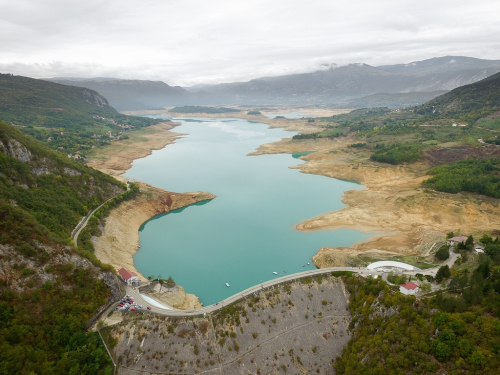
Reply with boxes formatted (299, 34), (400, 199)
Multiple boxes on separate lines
(104, 273), (351, 374)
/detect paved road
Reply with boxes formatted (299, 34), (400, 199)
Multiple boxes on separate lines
(415, 251), (460, 277)
(122, 267), (384, 317)
(72, 200), (110, 246)
(72, 183), (129, 246)
(117, 252), (460, 318)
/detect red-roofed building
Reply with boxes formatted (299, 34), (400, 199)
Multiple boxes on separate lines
(118, 268), (139, 285)
(400, 281), (419, 295)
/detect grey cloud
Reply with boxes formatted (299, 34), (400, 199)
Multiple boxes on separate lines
(0, 0), (499, 85)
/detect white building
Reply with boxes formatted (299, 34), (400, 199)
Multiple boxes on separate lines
(366, 261), (421, 272)
(400, 281), (419, 295)
(118, 267), (139, 286)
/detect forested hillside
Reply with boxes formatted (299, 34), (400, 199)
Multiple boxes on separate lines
(415, 72), (500, 122)
(0, 121), (130, 374)
(336, 243), (500, 374)
(0, 74), (159, 154)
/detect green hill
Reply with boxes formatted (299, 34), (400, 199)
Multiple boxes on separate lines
(0, 120), (127, 374)
(0, 73), (159, 154)
(415, 71), (500, 122)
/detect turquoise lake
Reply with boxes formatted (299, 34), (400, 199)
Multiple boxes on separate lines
(125, 117), (373, 305)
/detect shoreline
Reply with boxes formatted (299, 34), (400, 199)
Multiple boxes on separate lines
(246, 123), (500, 266)
(85, 121), (184, 180)
(89, 110), (500, 277)
(87, 120), (215, 309)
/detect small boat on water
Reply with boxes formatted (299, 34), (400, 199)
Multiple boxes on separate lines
(272, 272), (278, 275)
(307, 262), (310, 265)
(226, 283), (230, 287)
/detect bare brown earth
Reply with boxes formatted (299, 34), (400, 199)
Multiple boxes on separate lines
(85, 121), (183, 180)
(89, 109), (500, 278)
(92, 183), (214, 309)
(251, 135), (500, 267)
(86, 121), (214, 309)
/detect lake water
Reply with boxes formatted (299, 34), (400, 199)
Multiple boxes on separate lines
(125, 117), (373, 305)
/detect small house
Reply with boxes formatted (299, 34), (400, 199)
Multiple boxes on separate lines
(400, 281), (420, 295)
(118, 268), (139, 285)
(447, 235), (468, 246)
(474, 244), (485, 253)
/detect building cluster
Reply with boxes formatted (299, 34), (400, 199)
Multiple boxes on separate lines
(447, 235), (484, 253)
(67, 153), (83, 160)
(92, 115), (134, 131)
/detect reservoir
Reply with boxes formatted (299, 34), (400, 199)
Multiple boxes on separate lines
(125, 117), (373, 305)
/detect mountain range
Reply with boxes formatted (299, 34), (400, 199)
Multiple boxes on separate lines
(48, 77), (212, 111)
(199, 56), (500, 105)
(46, 56), (500, 111)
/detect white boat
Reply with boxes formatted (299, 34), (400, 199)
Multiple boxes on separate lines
(307, 262), (310, 265)
(272, 272), (278, 275)
(226, 283), (230, 287)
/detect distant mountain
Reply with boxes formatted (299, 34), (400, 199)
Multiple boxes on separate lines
(196, 56), (500, 106)
(47, 78), (210, 111)
(415, 71), (500, 121)
(377, 56), (500, 75)
(0, 73), (158, 153)
(47, 56), (500, 110)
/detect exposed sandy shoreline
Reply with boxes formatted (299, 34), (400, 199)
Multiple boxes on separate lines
(87, 121), (214, 309)
(89, 109), (500, 278)
(86, 121), (183, 180)
(251, 135), (500, 266)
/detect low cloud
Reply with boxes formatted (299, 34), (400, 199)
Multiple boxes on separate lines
(1, 0), (499, 86)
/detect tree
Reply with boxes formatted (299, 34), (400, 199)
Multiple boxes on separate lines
(434, 342), (451, 361)
(466, 235), (474, 246)
(158, 274), (164, 292)
(435, 246), (450, 261)
(479, 233), (493, 244)
(485, 243), (500, 259)
(166, 276), (176, 287)
(435, 265), (451, 283)
(446, 231), (455, 239)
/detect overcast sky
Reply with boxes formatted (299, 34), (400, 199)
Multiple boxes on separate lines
(1, 0), (499, 86)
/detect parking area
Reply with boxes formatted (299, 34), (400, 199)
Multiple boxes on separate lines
(115, 295), (150, 312)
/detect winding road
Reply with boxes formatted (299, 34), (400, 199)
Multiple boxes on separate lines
(121, 255), (458, 318)
(72, 183), (129, 246)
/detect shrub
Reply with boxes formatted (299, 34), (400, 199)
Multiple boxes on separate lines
(435, 246), (450, 260)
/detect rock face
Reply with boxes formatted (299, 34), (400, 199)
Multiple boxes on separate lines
(139, 282), (202, 310)
(0, 138), (32, 162)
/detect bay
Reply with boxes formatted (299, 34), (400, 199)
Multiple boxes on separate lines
(125, 117), (373, 305)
